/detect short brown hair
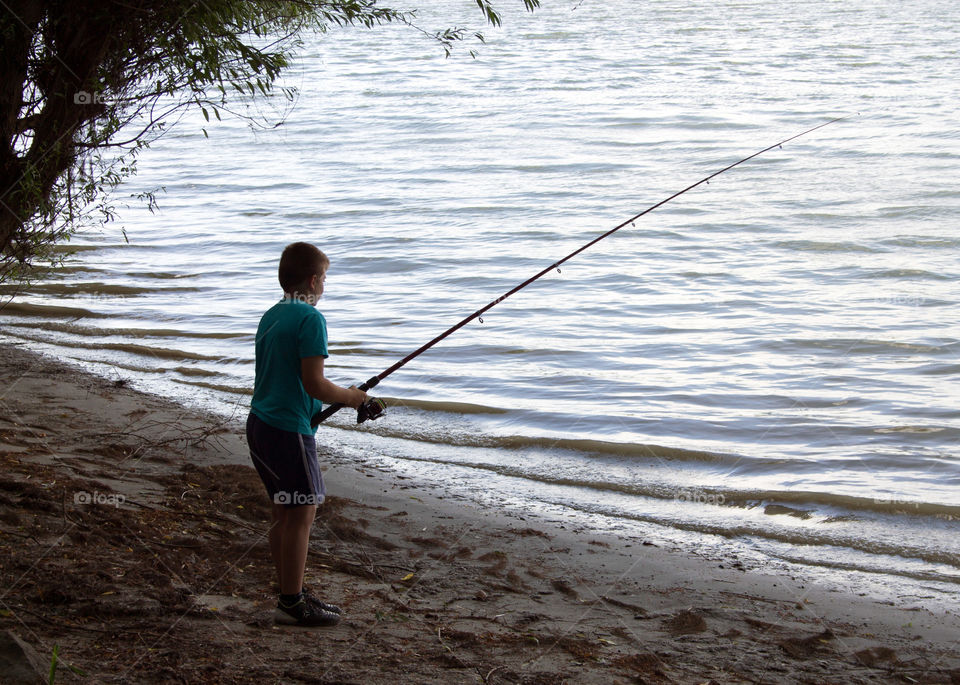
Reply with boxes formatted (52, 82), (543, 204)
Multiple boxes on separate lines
(278, 242), (329, 293)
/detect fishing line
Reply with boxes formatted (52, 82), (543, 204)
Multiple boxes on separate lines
(314, 114), (853, 427)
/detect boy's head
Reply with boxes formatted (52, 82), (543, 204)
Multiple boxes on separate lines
(279, 242), (329, 304)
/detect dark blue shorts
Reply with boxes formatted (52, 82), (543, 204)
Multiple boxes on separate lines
(246, 412), (325, 508)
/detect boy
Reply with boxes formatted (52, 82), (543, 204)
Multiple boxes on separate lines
(246, 242), (367, 627)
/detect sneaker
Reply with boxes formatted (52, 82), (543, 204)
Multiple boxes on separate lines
(274, 597), (340, 627)
(302, 590), (342, 615)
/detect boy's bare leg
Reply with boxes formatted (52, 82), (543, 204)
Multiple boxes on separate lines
(277, 503), (317, 595)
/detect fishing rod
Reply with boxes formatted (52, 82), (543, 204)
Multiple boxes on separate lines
(313, 114), (852, 427)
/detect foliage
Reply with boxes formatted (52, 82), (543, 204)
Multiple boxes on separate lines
(0, 0), (539, 284)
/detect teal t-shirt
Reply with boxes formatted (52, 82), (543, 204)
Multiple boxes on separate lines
(251, 298), (328, 435)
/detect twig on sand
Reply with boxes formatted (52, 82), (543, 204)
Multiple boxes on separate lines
(482, 665), (505, 683)
(92, 414), (231, 459)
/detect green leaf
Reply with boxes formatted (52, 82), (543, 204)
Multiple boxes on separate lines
(48, 644), (59, 685)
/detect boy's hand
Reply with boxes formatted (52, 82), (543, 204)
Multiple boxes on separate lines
(345, 386), (367, 410)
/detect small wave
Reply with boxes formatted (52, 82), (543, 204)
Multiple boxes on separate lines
(94, 342), (230, 363)
(1, 329), (229, 362)
(763, 551), (960, 586)
(547, 496), (960, 570)
(47, 244), (104, 254)
(729, 491), (959, 519)
(0, 302), (107, 319)
(43, 265), (101, 275)
(879, 206), (951, 219)
(770, 337), (949, 355)
(677, 271), (730, 279)
(773, 240), (885, 253)
(2, 321), (249, 341)
(282, 208), (404, 220)
(171, 378), (252, 395)
(874, 425), (945, 434)
(521, 31), (576, 40)
(172, 366), (220, 378)
(866, 268), (950, 280)
(389, 397), (508, 415)
(882, 236), (960, 249)
(139, 272), (198, 280)
(669, 117), (758, 131)
(914, 363), (960, 376)
(0, 283), (199, 296)
(328, 344), (406, 357)
(347, 414), (738, 464)
(479, 162), (634, 175)
(66, 359), (230, 382)
(101, 361), (166, 375)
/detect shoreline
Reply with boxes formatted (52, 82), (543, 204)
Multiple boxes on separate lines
(5, 332), (960, 598)
(1, 341), (958, 683)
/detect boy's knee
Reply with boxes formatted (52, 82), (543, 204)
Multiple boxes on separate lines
(293, 504), (317, 521)
(281, 504), (317, 528)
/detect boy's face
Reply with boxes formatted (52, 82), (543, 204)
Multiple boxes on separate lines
(306, 267), (327, 306)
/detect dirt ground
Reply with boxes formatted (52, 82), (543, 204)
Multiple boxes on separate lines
(1, 342), (959, 684)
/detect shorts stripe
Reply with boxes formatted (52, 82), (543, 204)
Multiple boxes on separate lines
(298, 433), (318, 498)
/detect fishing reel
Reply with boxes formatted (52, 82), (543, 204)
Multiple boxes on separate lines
(357, 397), (387, 424)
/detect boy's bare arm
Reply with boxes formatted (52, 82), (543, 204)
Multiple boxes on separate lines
(301, 356), (367, 409)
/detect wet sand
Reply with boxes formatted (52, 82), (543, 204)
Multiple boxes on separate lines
(1, 341), (958, 683)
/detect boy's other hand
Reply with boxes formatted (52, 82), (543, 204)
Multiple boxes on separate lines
(346, 386), (368, 409)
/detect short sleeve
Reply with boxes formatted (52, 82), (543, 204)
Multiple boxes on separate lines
(298, 310), (329, 359)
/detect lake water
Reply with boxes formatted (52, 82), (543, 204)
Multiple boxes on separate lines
(2, 0), (958, 602)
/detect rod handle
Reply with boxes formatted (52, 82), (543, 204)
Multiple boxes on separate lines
(310, 376), (380, 427)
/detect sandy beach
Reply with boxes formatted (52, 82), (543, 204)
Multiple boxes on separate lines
(0, 341), (957, 684)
